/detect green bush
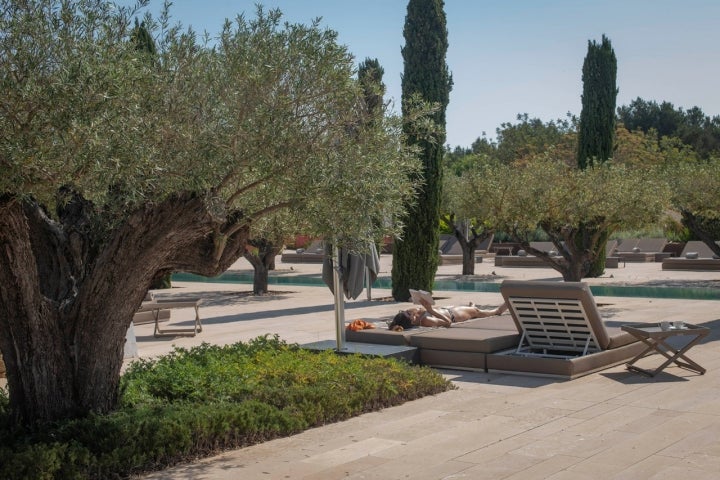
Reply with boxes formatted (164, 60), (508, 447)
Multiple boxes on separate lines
(0, 335), (452, 479)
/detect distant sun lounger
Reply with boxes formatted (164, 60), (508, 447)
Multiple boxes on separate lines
(662, 240), (720, 271)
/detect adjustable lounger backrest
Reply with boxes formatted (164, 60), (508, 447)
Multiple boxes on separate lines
(500, 280), (612, 354)
(634, 238), (667, 253)
(680, 241), (718, 259)
(615, 238), (639, 253)
(477, 234), (494, 253)
(606, 239), (618, 256)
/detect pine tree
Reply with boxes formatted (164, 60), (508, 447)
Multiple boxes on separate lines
(576, 34), (618, 277)
(392, 0), (452, 300)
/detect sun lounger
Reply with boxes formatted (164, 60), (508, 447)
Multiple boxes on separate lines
(485, 280), (645, 378)
(496, 243), (622, 269)
(345, 315), (520, 371)
(439, 234), (493, 265)
(280, 239), (326, 263)
(662, 240), (720, 271)
(343, 282), (648, 378)
(528, 241), (559, 254)
(616, 237), (668, 262)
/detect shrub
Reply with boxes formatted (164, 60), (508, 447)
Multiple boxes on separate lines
(0, 335), (452, 479)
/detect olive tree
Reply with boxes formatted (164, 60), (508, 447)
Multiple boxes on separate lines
(668, 159), (720, 256)
(242, 210), (300, 294)
(0, 1), (420, 424)
(453, 158), (669, 280)
(441, 157), (499, 275)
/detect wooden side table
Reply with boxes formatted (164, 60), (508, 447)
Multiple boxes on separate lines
(621, 323), (710, 376)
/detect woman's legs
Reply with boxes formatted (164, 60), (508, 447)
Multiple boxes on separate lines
(449, 302), (508, 322)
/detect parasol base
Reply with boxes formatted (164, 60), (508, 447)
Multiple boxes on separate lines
(301, 340), (418, 363)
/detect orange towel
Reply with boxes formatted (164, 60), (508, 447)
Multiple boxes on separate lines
(346, 319), (376, 331)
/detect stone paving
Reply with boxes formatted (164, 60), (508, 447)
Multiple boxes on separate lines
(127, 254), (720, 479)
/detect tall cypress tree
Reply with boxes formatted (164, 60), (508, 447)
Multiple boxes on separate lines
(131, 18), (157, 56)
(576, 34), (617, 277)
(392, 0), (451, 301)
(358, 57), (385, 122)
(577, 34), (617, 170)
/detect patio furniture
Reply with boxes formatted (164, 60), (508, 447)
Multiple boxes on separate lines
(345, 315), (519, 371)
(280, 239), (326, 263)
(661, 241), (720, 271)
(133, 291), (171, 325)
(616, 238), (668, 262)
(137, 298), (203, 337)
(621, 323), (710, 376)
(485, 280), (646, 378)
(439, 234), (493, 265)
(344, 282), (648, 379)
(495, 248), (622, 269)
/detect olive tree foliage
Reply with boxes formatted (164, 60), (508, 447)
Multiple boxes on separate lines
(441, 157), (499, 275)
(667, 159), (720, 256)
(0, 0), (421, 425)
(451, 158), (670, 281)
(244, 56), (393, 295)
(242, 209), (302, 294)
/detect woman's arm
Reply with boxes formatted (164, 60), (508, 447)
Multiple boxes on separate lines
(418, 298), (452, 327)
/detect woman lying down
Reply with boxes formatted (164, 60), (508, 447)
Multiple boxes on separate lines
(388, 295), (508, 330)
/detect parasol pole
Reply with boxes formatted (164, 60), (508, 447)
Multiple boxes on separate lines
(332, 241), (347, 351)
(365, 266), (372, 301)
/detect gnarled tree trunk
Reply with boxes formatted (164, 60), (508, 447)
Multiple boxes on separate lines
(0, 192), (249, 424)
(244, 239), (283, 294)
(445, 215), (492, 276)
(519, 221), (607, 282)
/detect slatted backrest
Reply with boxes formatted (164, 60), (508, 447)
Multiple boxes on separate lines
(500, 280), (612, 351)
(507, 297), (600, 353)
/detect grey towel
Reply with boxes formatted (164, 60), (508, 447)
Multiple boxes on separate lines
(322, 242), (380, 300)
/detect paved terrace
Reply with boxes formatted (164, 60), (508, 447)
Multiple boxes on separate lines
(126, 255), (718, 478)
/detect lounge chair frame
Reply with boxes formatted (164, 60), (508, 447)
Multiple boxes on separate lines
(508, 296), (601, 358)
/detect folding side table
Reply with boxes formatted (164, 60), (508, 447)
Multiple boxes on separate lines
(621, 323), (710, 377)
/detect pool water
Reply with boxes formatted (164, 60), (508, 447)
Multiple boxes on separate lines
(172, 272), (720, 300)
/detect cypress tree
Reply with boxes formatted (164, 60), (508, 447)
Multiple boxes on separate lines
(576, 34), (618, 277)
(392, 0), (452, 301)
(131, 18), (157, 56)
(358, 57), (385, 122)
(577, 34), (617, 169)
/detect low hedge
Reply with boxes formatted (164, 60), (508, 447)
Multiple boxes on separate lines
(0, 335), (453, 479)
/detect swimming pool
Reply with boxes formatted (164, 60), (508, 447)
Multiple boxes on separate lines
(172, 272), (720, 300)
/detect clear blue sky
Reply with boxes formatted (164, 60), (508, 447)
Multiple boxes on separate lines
(122, 0), (720, 148)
